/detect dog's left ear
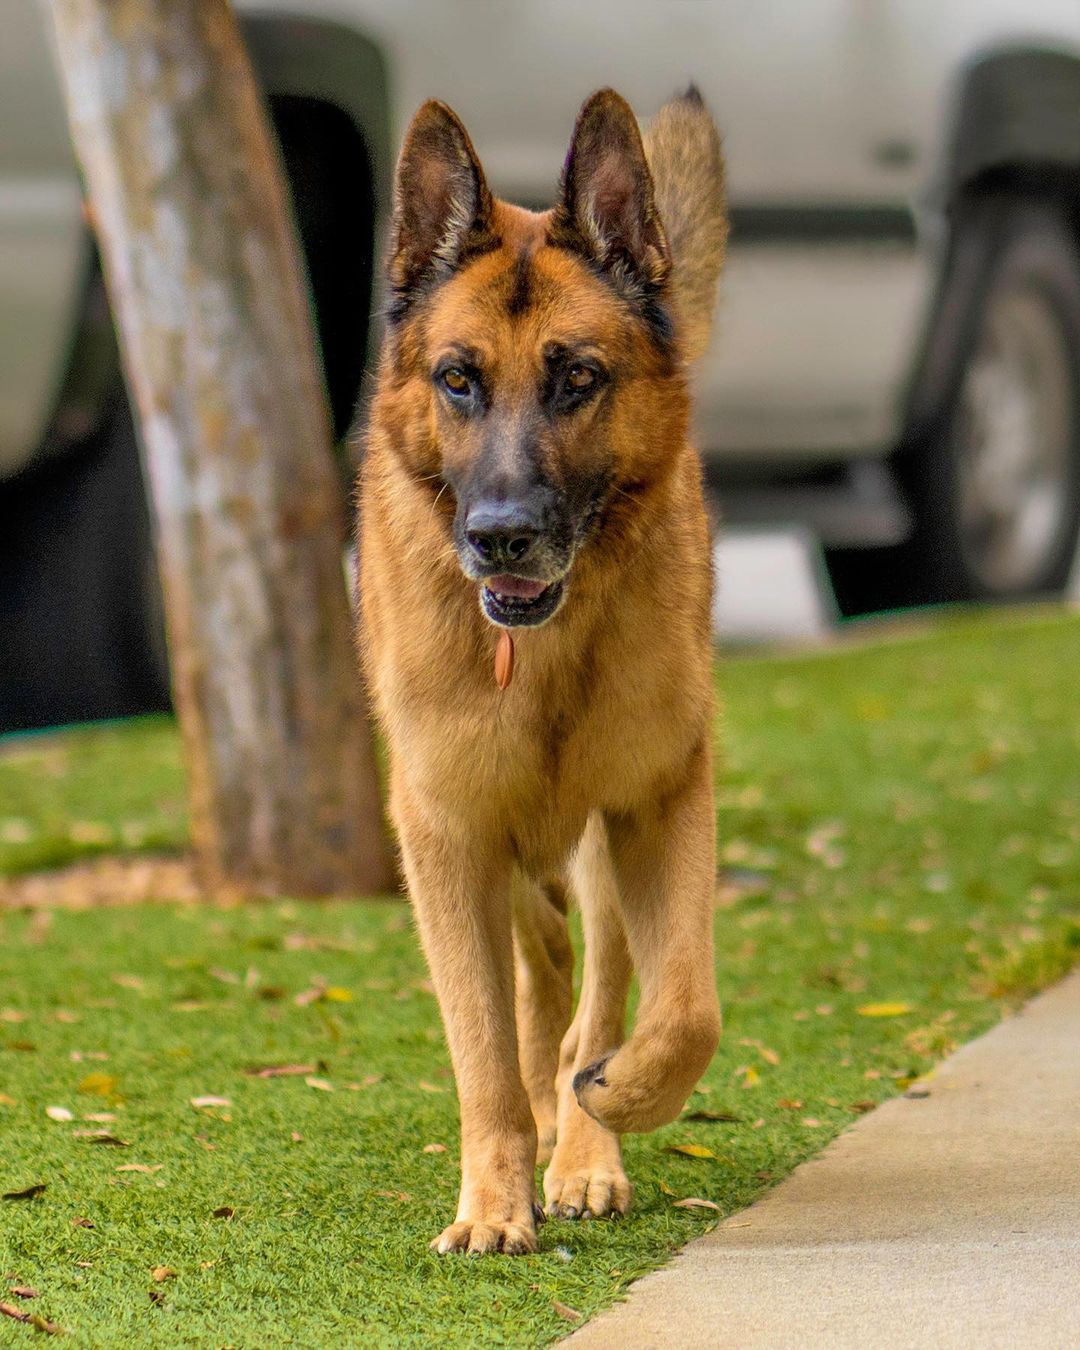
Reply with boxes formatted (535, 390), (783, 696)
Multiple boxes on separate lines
(550, 89), (671, 295)
(388, 100), (496, 317)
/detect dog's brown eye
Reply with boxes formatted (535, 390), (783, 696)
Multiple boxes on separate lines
(567, 364), (596, 392)
(442, 368), (471, 397)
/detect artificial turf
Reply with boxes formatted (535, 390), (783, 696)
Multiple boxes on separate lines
(1, 608), (1078, 1346)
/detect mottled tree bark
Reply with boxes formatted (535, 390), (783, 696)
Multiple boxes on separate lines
(44, 0), (393, 896)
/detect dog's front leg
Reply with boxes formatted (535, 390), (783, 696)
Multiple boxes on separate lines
(397, 798), (539, 1255)
(573, 740), (722, 1134)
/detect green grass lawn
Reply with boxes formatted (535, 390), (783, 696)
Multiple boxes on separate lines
(1, 608), (1078, 1347)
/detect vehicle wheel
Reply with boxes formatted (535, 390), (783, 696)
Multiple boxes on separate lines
(827, 197), (1080, 615)
(0, 388), (171, 734)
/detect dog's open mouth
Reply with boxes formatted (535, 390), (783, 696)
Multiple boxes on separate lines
(481, 574), (564, 628)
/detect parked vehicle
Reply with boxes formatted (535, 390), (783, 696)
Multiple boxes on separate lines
(4, 1), (1080, 728)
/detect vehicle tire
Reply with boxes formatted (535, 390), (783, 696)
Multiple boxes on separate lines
(826, 196), (1080, 615)
(0, 387), (171, 734)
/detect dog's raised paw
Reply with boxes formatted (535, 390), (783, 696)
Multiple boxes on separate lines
(431, 1219), (538, 1257)
(572, 1054), (612, 1097)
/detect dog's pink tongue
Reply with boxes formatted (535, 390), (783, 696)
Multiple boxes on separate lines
(486, 575), (548, 600)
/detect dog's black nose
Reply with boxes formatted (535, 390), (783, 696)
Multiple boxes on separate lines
(465, 501), (540, 569)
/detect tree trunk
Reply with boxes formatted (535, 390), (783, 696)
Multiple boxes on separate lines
(43, 0), (393, 897)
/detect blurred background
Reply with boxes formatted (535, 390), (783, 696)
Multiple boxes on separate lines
(3, 0), (1080, 733)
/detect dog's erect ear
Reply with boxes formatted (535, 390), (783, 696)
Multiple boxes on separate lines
(550, 89), (671, 296)
(388, 101), (496, 316)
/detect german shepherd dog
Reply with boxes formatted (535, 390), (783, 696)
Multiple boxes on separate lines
(359, 87), (727, 1255)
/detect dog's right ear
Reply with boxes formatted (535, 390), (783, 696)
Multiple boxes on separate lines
(387, 101), (496, 319)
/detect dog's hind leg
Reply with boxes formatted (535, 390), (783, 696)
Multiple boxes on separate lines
(543, 814), (634, 1219)
(397, 794), (539, 1256)
(512, 874), (574, 1165)
(573, 741), (721, 1134)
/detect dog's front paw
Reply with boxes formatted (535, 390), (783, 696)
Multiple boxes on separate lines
(544, 1165), (632, 1220)
(544, 1113), (632, 1220)
(431, 1218), (538, 1256)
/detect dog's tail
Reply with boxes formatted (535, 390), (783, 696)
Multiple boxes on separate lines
(643, 86), (728, 363)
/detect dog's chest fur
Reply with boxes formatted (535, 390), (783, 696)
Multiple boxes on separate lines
(367, 509), (712, 877)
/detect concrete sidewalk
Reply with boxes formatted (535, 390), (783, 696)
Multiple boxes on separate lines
(570, 968), (1080, 1350)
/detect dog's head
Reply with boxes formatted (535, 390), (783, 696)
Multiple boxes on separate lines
(381, 88), (723, 629)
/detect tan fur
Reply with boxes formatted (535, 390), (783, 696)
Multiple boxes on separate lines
(643, 89), (728, 362)
(358, 89), (726, 1255)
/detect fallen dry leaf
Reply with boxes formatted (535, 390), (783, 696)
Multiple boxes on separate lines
(150, 1267), (176, 1283)
(422, 1143), (447, 1154)
(416, 1080), (444, 1094)
(73, 1130), (129, 1146)
(72, 1216), (95, 1227)
(0, 1094), (16, 1107)
(29, 1313), (64, 1336)
(9, 1287), (39, 1299)
(776, 1099), (804, 1110)
(739, 1037), (780, 1066)
(304, 1076), (333, 1092)
(2, 1184), (46, 1201)
(658, 1180), (677, 1196)
(857, 1001), (913, 1018)
(0, 1302), (63, 1335)
(190, 1096), (231, 1110)
(0, 1010), (27, 1024)
(672, 1197), (722, 1212)
(801, 1117), (824, 1127)
(850, 1100), (877, 1114)
(78, 1073), (119, 1099)
(111, 974), (144, 992)
(553, 1301), (582, 1322)
(212, 1206), (235, 1219)
(83, 1112), (117, 1123)
(116, 1163), (162, 1174)
(148, 1290), (166, 1305)
(682, 1110), (741, 1123)
(374, 1190), (412, 1203)
(45, 1107), (73, 1123)
(243, 1064), (315, 1079)
(290, 1132), (303, 1143)
(666, 1143), (719, 1160)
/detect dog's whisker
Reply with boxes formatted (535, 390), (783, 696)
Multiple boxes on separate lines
(429, 481), (450, 521)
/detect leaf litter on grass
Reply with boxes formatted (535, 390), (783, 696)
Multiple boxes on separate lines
(1, 611), (1079, 1346)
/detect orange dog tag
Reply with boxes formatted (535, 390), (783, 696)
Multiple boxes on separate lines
(495, 630), (514, 689)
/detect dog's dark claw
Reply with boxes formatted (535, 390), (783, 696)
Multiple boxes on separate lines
(532, 1200), (546, 1225)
